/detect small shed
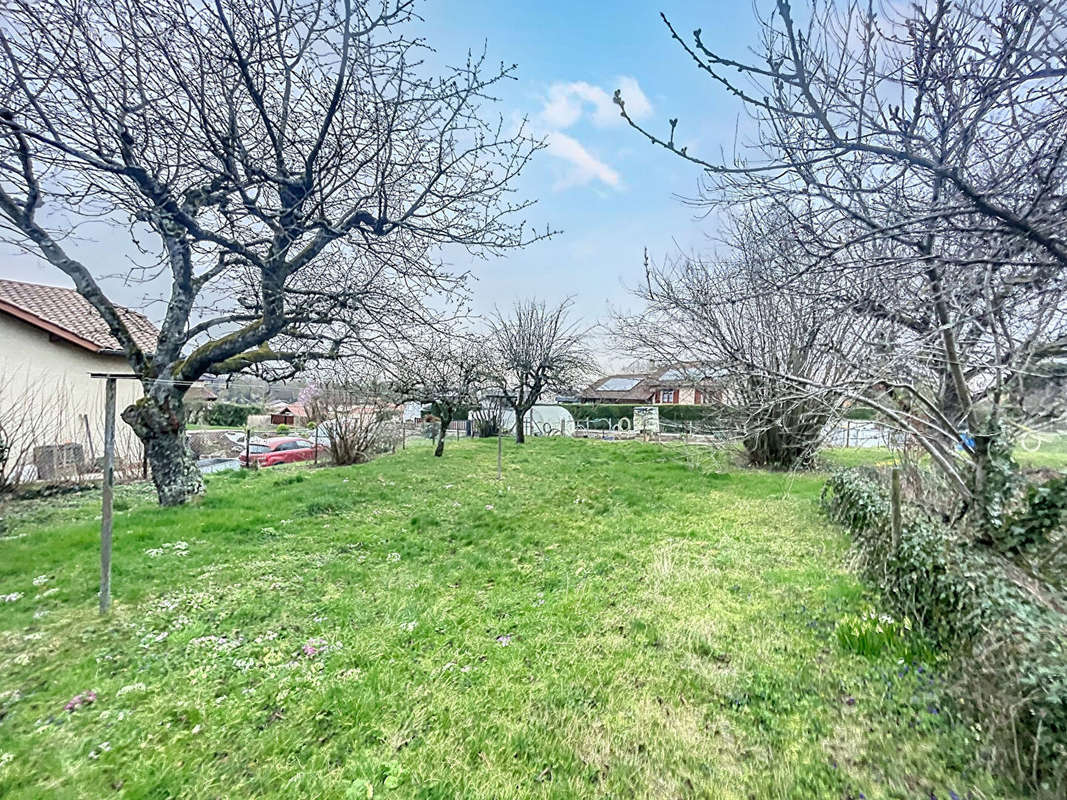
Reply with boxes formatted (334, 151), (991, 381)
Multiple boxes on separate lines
(268, 402), (308, 426)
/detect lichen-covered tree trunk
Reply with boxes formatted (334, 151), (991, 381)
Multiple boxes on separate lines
(433, 408), (453, 457)
(743, 408), (827, 470)
(122, 391), (203, 506)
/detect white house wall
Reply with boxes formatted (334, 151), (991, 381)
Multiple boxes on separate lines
(0, 313), (144, 472)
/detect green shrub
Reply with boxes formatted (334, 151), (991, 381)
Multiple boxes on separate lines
(822, 470), (1067, 791)
(561, 403), (736, 424)
(276, 423), (290, 434)
(842, 406), (876, 420)
(1002, 475), (1067, 553)
(202, 402), (260, 427)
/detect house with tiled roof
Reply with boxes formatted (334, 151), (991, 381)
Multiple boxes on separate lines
(0, 279), (159, 482)
(578, 364), (721, 405)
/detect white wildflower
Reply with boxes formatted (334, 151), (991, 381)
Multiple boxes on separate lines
(32, 575), (50, 586)
(1, 592), (23, 603)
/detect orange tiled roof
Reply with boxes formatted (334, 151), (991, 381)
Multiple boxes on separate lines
(0, 278), (158, 355)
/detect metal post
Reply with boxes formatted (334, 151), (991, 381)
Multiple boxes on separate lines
(245, 427), (251, 468)
(314, 424), (319, 464)
(100, 377), (116, 615)
(890, 467), (902, 551)
(497, 432), (503, 480)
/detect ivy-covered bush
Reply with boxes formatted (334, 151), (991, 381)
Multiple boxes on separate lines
(1001, 475), (1067, 554)
(823, 470), (1067, 793)
(202, 402), (260, 428)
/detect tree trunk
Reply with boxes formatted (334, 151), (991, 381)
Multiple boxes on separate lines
(122, 392), (204, 506)
(515, 408), (526, 444)
(969, 426), (1019, 545)
(434, 411), (452, 457)
(742, 411), (824, 470)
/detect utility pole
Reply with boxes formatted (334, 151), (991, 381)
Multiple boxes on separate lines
(99, 376), (116, 614)
(91, 373), (141, 614)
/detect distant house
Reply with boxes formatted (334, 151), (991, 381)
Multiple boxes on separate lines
(579, 365), (719, 405)
(184, 382), (218, 404)
(0, 279), (159, 480)
(268, 402), (308, 426)
(578, 373), (655, 404)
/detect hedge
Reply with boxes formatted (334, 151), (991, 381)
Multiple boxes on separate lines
(202, 402), (260, 428)
(822, 470), (1067, 792)
(560, 403), (733, 423)
(842, 406), (877, 420)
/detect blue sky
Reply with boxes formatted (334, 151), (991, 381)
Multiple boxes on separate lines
(0, 1), (762, 354)
(419, 1), (762, 329)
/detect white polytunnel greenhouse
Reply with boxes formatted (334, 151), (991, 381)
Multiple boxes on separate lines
(470, 403), (576, 437)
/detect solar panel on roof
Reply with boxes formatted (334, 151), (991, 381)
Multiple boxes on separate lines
(598, 377), (641, 391)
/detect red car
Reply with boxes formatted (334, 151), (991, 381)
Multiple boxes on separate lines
(239, 437), (326, 467)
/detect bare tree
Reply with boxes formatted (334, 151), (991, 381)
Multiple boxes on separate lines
(487, 298), (596, 444)
(619, 0), (1067, 524)
(0, 0), (545, 504)
(303, 379), (399, 466)
(615, 209), (871, 469)
(393, 333), (486, 457)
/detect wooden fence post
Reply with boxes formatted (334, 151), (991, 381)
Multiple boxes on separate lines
(890, 467), (902, 552)
(99, 377), (116, 615)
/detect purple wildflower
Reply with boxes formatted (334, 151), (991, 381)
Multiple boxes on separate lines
(64, 691), (97, 712)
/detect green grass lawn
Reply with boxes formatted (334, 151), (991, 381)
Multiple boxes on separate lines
(819, 433), (1067, 472)
(0, 439), (1021, 799)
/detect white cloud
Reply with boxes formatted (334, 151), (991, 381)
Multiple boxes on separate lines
(613, 76), (652, 121)
(534, 75), (651, 191)
(545, 131), (620, 190)
(538, 75), (652, 130)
